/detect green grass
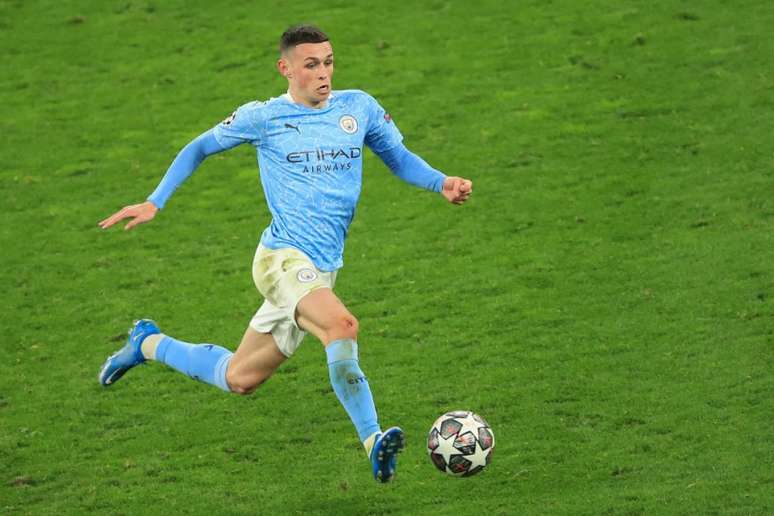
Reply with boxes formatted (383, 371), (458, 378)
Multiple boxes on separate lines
(1, 0), (772, 514)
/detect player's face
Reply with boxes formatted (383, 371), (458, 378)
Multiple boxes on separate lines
(279, 41), (334, 108)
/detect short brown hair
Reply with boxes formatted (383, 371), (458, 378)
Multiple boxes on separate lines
(279, 24), (329, 54)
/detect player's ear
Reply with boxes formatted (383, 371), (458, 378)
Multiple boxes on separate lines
(277, 57), (291, 78)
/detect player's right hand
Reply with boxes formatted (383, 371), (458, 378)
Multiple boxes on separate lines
(99, 201), (158, 231)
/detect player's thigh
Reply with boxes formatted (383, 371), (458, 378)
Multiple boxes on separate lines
(295, 287), (358, 344)
(228, 326), (287, 385)
(252, 245), (330, 312)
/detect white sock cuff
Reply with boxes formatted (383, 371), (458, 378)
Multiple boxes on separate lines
(140, 333), (165, 360)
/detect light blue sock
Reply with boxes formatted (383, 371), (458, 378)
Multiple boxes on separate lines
(155, 335), (232, 392)
(326, 339), (381, 442)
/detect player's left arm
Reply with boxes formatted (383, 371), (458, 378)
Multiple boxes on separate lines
(374, 143), (473, 205)
(363, 92), (472, 205)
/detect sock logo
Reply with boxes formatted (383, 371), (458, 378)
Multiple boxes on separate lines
(348, 375), (368, 385)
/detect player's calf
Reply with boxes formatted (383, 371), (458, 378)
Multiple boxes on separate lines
(150, 337), (233, 391)
(100, 319), (235, 391)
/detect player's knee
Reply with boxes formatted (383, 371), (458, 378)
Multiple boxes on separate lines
(349, 315), (359, 337)
(226, 370), (265, 396)
(325, 313), (359, 343)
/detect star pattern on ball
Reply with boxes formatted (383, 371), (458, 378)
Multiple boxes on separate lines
(433, 432), (459, 468)
(464, 440), (490, 472)
(428, 411), (495, 476)
(457, 414), (484, 438)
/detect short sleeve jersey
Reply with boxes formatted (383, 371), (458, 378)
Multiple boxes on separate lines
(212, 90), (402, 272)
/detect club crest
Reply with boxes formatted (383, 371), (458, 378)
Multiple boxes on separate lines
(339, 115), (358, 134)
(297, 268), (318, 283)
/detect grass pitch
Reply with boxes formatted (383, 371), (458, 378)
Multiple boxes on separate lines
(1, 1), (772, 514)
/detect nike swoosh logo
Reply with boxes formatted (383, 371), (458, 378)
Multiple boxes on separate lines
(285, 123), (300, 133)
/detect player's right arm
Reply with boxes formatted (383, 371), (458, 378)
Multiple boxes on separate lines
(99, 130), (227, 230)
(99, 102), (264, 231)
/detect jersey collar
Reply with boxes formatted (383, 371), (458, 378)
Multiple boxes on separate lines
(282, 89), (333, 110)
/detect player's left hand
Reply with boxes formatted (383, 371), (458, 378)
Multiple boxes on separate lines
(441, 176), (473, 205)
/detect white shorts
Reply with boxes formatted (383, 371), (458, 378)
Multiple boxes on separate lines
(249, 245), (337, 357)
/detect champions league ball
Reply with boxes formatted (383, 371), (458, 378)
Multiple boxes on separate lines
(427, 410), (495, 476)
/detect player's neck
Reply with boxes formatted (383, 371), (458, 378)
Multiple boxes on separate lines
(286, 88), (329, 109)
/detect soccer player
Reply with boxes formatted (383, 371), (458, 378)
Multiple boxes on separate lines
(98, 24), (472, 483)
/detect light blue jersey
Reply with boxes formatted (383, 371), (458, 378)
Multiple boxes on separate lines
(147, 89), (446, 272)
(213, 90), (403, 272)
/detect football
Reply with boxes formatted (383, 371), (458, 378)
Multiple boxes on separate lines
(427, 410), (495, 476)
